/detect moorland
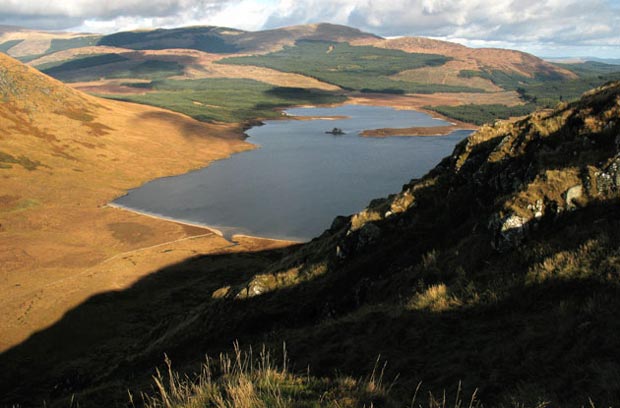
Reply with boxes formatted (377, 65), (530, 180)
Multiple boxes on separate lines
(1, 22), (620, 407)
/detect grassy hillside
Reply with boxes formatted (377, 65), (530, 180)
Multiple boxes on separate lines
(98, 26), (242, 53)
(429, 65), (620, 123)
(427, 103), (537, 125)
(46, 36), (101, 54)
(111, 78), (345, 122)
(221, 40), (484, 94)
(2, 78), (620, 407)
(39, 53), (185, 82)
(96, 23), (381, 54)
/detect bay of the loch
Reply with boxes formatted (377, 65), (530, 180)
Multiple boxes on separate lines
(114, 105), (472, 241)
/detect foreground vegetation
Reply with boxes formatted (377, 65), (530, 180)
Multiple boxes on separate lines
(144, 347), (487, 408)
(220, 40), (484, 94)
(112, 78), (345, 122)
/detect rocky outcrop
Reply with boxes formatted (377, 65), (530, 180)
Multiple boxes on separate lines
(596, 155), (620, 195)
(233, 81), (620, 295)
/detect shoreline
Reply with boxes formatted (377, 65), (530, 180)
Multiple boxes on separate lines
(107, 203), (303, 244)
(106, 203), (226, 237)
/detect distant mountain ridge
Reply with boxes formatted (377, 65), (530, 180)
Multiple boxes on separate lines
(547, 56), (620, 65)
(0, 23), (571, 82)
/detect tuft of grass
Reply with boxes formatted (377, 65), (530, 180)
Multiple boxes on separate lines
(140, 346), (493, 408)
(408, 284), (462, 312)
(141, 345), (400, 408)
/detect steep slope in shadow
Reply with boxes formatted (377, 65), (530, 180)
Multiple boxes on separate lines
(2, 82), (620, 407)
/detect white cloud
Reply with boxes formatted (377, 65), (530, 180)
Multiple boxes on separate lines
(203, 0), (274, 31)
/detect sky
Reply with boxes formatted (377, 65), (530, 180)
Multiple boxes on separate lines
(0, 0), (619, 58)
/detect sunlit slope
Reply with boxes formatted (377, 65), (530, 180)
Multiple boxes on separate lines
(353, 36), (577, 86)
(0, 52), (258, 351)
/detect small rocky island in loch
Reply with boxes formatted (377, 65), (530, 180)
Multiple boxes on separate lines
(326, 127), (345, 135)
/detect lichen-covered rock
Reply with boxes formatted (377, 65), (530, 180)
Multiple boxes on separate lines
(596, 156), (620, 195)
(527, 199), (545, 218)
(564, 185), (583, 210)
(489, 213), (531, 251)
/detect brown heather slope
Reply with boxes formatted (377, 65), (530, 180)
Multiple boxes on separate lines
(352, 36), (577, 85)
(0, 52), (291, 351)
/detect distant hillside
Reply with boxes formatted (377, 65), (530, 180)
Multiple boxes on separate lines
(97, 26), (244, 53)
(0, 23), (378, 60)
(98, 23), (380, 54)
(352, 36), (576, 86)
(547, 57), (620, 65)
(2, 23), (619, 125)
(2, 74), (619, 407)
(0, 28), (101, 60)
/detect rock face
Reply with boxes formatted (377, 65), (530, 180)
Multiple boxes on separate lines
(489, 213), (530, 251)
(565, 184), (583, 209)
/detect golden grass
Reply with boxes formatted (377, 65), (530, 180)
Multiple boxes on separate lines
(141, 345), (485, 408)
(351, 36), (577, 80)
(408, 283), (462, 312)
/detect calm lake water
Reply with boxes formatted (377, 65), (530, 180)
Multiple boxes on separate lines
(114, 105), (471, 241)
